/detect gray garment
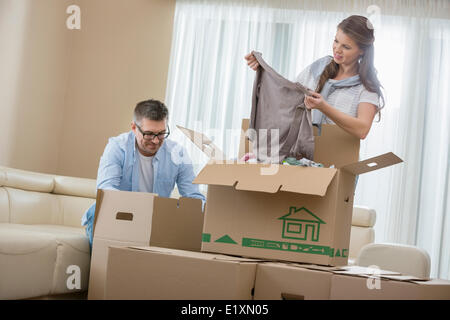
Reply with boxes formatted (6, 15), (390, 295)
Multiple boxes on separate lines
(249, 51), (314, 163)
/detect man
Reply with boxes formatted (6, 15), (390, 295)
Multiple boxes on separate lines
(81, 99), (205, 247)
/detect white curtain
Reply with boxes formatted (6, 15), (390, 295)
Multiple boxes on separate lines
(165, 0), (450, 279)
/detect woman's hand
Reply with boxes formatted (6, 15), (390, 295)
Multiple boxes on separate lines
(304, 92), (327, 111)
(304, 92), (378, 140)
(244, 52), (259, 70)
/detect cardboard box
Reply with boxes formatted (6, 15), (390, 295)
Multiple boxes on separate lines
(329, 267), (450, 300)
(188, 123), (402, 266)
(253, 262), (333, 300)
(254, 263), (450, 300)
(104, 246), (259, 300)
(88, 189), (204, 300)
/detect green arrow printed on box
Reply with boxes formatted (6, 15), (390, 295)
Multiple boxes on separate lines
(214, 235), (237, 244)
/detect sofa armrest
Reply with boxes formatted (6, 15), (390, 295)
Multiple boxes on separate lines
(352, 205), (376, 227)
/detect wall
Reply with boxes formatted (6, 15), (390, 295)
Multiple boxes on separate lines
(0, 0), (72, 173)
(0, 0), (176, 178)
(59, 0), (175, 178)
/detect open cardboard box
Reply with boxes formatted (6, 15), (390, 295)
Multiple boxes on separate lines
(179, 120), (403, 266)
(87, 189), (204, 299)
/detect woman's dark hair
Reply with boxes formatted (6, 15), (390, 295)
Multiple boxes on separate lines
(133, 99), (169, 124)
(316, 15), (385, 110)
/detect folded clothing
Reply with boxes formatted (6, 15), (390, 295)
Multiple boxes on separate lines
(282, 157), (324, 168)
(241, 153), (324, 168)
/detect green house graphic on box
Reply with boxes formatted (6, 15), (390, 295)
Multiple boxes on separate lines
(278, 207), (326, 242)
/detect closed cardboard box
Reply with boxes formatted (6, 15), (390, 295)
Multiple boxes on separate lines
(191, 124), (402, 266)
(330, 272), (450, 300)
(105, 246), (259, 300)
(255, 263), (450, 300)
(254, 262), (333, 300)
(88, 189), (204, 300)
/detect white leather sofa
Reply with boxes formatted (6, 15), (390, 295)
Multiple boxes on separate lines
(0, 166), (96, 300)
(348, 205), (376, 265)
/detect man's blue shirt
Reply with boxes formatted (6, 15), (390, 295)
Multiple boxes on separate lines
(81, 131), (205, 246)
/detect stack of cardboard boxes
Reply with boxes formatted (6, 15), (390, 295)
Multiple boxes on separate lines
(87, 121), (450, 300)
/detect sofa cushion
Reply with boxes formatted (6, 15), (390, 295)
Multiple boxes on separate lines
(1, 167), (54, 193)
(349, 226), (375, 259)
(0, 171), (6, 186)
(11, 224), (91, 295)
(58, 195), (96, 228)
(5, 187), (96, 227)
(0, 223), (90, 299)
(6, 224), (90, 252)
(6, 187), (62, 225)
(0, 226), (57, 300)
(53, 176), (97, 199)
(0, 187), (9, 223)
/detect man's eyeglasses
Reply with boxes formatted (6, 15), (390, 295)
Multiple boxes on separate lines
(135, 123), (170, 141)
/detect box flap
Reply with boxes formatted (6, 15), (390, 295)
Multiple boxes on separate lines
(238, 119), (253, 160)
(193, 162), (241, 187)
(150, 197), (203, 252)
(125, 246), (168, 252)
(333, 266), (430, 282)
(177, 125), (226, 160)
(411, 278), (450, 285)
(123, 246), (212, 260)
(276, 262), (345, 273)
(121, 246), (260, 263)
(335, 265), (402, 276)
(314, 124), (360, 168)
(92, 189), (105, 235)
(341, 152), (403, 175)
(124, 246), (184, 254)
(380, 275), (430, 282)
(93, 189), (156, 243)
(213, 255), (267, 263)
(194, 162), (337, 196)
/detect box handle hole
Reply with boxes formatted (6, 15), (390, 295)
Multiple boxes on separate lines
(281, 293), (305, 300)
(116, 212), (133, 221)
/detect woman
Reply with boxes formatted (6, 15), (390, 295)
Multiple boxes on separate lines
(245, 15), (384, 140)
